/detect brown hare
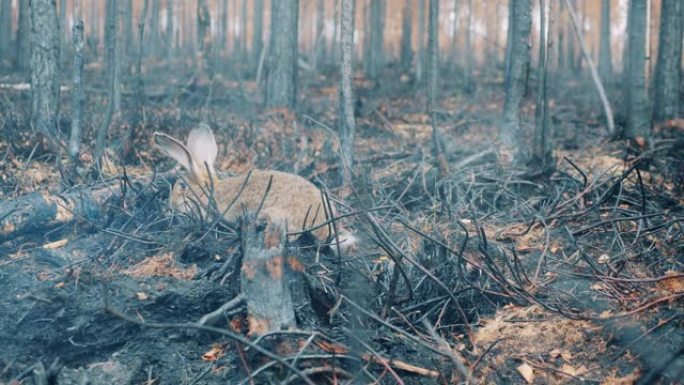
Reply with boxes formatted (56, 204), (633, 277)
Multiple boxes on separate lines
(154, 123), (354, 249)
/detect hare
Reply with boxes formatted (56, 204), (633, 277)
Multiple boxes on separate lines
(154, 123), (354, 248)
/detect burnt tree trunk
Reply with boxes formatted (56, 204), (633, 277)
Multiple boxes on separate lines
(500, 0), (532, 165)
(240, 223), (297, 335)
(69, 20), (85, 159)
(197, 0), (211, 73)
(96, 0), (119, 161)
(0, 0), (11, 60)
(416, 0), (426, 83)
(30, 0), (61, 146)
(338, 0), (356, 186)
(165, 0), (174, 57)
(400, 0), (413, 73)
(17, 0), (31, 72)
(653, 0), (682, 122)
(450, 0), (459, 63)
(149, 0), (160, 56)
(464, 0), (474, 92)
(366, 0), (385, 80)
(624, 0), (650, 139)
(252, 0), (264, 67)
(265, 0), (299, 109)
(598, 0), (613, 83)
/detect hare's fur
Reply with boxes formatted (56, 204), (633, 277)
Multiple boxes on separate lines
(154, 124), (344, 244)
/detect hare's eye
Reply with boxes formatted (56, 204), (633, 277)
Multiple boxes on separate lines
(178, 181), (188, 191)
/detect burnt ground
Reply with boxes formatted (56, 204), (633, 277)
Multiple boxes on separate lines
(0, 63), (683, 384)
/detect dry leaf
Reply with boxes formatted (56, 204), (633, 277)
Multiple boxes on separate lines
(517, 363), (534, 384)
(202, 345), (225, 361)
(136, 292), (149, 301)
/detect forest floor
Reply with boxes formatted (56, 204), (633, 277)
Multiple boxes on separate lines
(0, 63), (683, 384)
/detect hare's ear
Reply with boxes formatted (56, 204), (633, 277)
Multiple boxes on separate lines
(154, 132), (195, 173)
(186, 123), (217, 176)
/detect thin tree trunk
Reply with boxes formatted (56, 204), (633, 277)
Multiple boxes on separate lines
(624, 0), (650, 139)
(31, 0), (61, 148)
(464, 0), (474, 92)
(653, 0), (682, 122)
(149, 0), (160, 56)
(400, 0), (413, 72)
(366, 0), (384, 80)
(598, 0), (613, 83)
(70, 20), (85, 159)
(17, 0), (31, 72)
(265, 0), (299, 108)
(252, 0), (264, 67)
(428, 0), (447, 174)
(533, 0), (552, 171)
(339, 0), (356, 186)
(123, 0), (134, 57)
(241, 0), (248, 63)
(417, 0), (426, 83)
(197, 0), (211, 73)
(96, 0), (119, 161)
(450, 0), (459, 64)
(563, 0), (615, 136)
(313, 0), (325, 70)
(500, 0), (532, 165)
(0, 0), (11, 60)
(166, 0), (174, 57)
(59, 0), (67, 63)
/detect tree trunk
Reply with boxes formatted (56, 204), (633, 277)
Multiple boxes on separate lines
(313, 0), (325, 70)
(197, 0), (211, 72)
(17, 0), (31, 72)
(30, 0), (61, 146)
(252, 0), (264, 67)
(464, 0), (474, 92)
(123, 0), (134, 57)
(598, 0), (613, 83)
(428, 0), (446, 174)
(338, 0), (356, 186)
(0, 0), (11, 61)
(624, 0), (650, 139)
(450, 0), (459, 64)
(165, 0), (174, 57)
(500, 0), (532, 164)
(59, 0), (67, 63)
(70, 20), (85, 159)
(241, 0), (248, 62)
(265, 0), (299, 109)
(149, 0), (160, 56)
(653, 0), (682, 122)
(220, 0), (228, 54)
(366, 0), (385, 80)
(96, 0), (119, 161)
(416, 0), (426, 83)
(400, 0), (413, 72)
(533, 0), (552, 171)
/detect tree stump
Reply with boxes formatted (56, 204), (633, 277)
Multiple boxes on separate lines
(240, 220), (303, 335)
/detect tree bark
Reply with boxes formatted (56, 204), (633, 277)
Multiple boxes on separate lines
(464, 0), (474, 92)
(366, 0), (385, 80)
(197, 0), (211, 73)
(624, 0), (650, 139)
(149, 0), (160, 56)
(123, 0), (134, 57)
(399, 0), (413, 73)
(533, 0), (552, 171)
(70, 20), (85, 159)
(96, 0), (119, 161)
(313, 0), (326, 70)
(338, 0), (356, 186)
(17, 0), (32, 72)
(165, 0), (174, 57)
(30, 0), (61, 146)
(653, 0), (682, 122)
(500, 0), (532, 165)
(428, 0), (447, 174)
(416, 0), (426, 83)
(252, 0), (264, 67)
(598, 0), (614, 83)
(265, 0), (299, 109)
(0, 0), (11, 61)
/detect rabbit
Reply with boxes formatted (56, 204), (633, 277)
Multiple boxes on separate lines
(154, 123), (355, 249)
